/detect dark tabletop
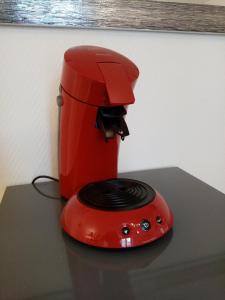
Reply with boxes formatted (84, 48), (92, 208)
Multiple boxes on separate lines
(0, 167), (225, 300)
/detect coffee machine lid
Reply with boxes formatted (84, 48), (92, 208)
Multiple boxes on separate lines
(61, 45), (139, 106)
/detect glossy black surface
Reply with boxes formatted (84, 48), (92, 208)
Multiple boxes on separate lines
(0, 167), (225, 300)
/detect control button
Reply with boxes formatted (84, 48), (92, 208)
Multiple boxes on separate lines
(156, 216), (162, 224)
(141, 220), (151, 231)
(122, 227), (130, 235)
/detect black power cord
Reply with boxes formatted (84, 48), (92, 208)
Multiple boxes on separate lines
(32, 175), (61, 200)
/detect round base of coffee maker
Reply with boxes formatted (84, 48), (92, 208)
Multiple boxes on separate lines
(60, 179), (173, 248)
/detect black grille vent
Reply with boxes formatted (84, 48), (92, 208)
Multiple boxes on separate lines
(78, 178), (156, 211)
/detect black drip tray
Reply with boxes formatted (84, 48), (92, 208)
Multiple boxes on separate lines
(78, 178), (156, 211)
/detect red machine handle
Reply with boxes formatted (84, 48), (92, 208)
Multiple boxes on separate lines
(98, 63), (135, 105)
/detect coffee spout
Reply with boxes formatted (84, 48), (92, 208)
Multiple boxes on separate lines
(96, 106), (129, 141)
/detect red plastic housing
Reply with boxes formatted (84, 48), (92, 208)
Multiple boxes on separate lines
(59, 90), (120, 198)
(61, 45), (139, 106)
(61, 191), (173, 248)
(59, 45), (173, 248)
(59, 46), (139, 198)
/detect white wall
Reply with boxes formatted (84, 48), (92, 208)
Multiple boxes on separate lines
(0, 25), (225, 201)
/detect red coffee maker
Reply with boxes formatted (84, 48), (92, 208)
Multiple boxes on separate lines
(59, 45), (173, 248)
